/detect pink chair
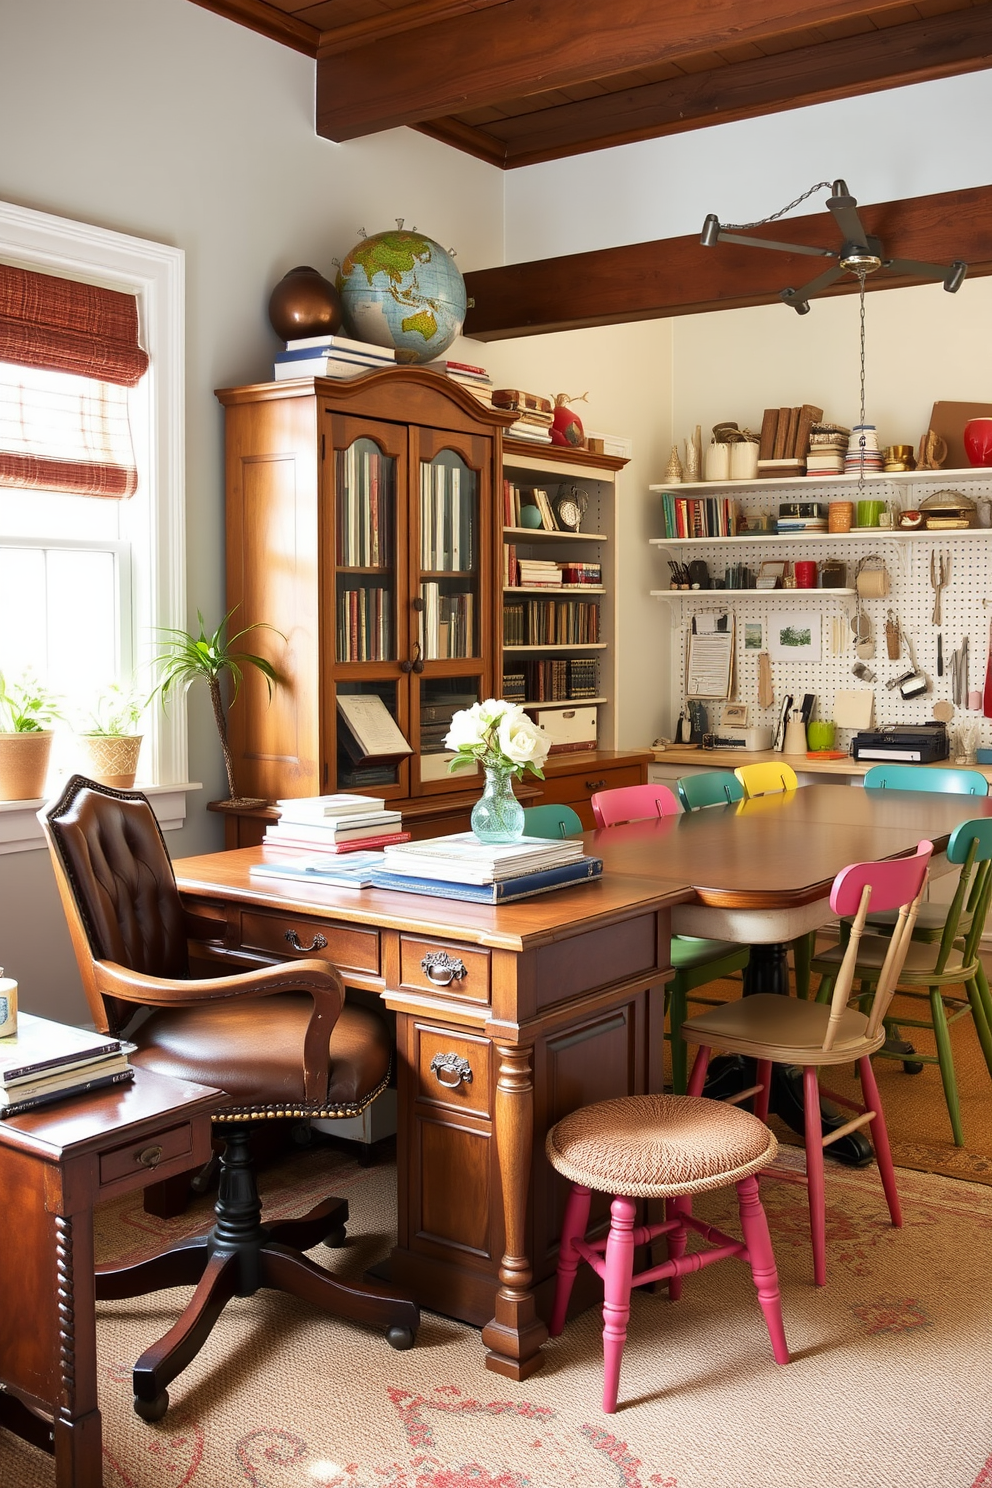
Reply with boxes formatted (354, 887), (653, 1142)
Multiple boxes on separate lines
(546, 1093), (789, 1413)
(680, 840), (933, 1286)
(590, 782), (679, 827)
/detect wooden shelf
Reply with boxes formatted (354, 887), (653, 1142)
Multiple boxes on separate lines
(520, 696), (606, 708)
(504, 526), (608, 542)
(505, 585), (605, 594)
(504, 643), (608, 651)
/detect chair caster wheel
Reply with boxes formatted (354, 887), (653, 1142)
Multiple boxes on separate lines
(902, 1059), (924, 1075)
(386, 1325), (416, 1351)
(323, 1224), (347, 1248)
(133, 1389), (169, 1422)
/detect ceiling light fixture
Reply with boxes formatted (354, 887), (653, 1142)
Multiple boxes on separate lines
(700, 179), (967, 314)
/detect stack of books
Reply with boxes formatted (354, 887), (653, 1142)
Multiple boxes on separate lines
(371, 832), (603, 904)
(492, 390), (554, 444)
(274, 334), (396, 381)
(805, 424), (850, 476)
(424, 358), (494, 402)
(515, 558), (563, 589)
(559, 561), (601, 586)
(1, 1013), (134, 1118)
(264, 794), (410, 854)
(420, 692), (477, 758)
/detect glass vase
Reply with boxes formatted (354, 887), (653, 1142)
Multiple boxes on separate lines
(471, 763), (525, 844)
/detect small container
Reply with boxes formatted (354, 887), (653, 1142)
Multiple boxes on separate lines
(828, 501), (854, 533)
(783, 712), (808, 756)
(704, 441), (731, 481)
(0, 970), (17, 1038)
(807, 721), (836, 751)
(794, 560), (817, 589)
(730, 441), (759, 480)
(819, 558), (847, 588)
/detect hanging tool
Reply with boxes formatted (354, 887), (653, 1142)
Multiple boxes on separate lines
(930, 550), (949, 626)
(937, 634), (943, 677)
(950, 638), (968, 707)
(984, 618), (992, 717)
(885, 610), (901, 661)
(757, 652), (774, 708)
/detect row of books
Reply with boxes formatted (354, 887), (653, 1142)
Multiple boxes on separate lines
(757, 403), (823, 463)
(503, 548), (603, 588)
(503, 599), (600, 647)
(658, 493), (742, 539)
(493, 390), (555, 445)
(335, 444), (394, 568)
(420, 583), (475, 659)
(337, 584), (392, 663)
(503, 482), (560, 530)
(419, 462), (476, 573)
(262, 793), (410, 856)
(274, 333), (396, 382)
(503, 658), (599, 702)
(1, 1012), (134, 1118)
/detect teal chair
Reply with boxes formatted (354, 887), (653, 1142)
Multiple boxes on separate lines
(812, 817), (992, 1146)
(676, 770), (744, 811)
(522, 803), (583, 839)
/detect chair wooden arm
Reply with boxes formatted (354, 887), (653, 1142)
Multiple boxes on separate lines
(93, 958), (345, 1103)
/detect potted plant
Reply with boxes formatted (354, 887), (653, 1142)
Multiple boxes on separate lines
(0, 672), (63, 802)
(75, 683), (146, 789)
(150, 608), (281, 806)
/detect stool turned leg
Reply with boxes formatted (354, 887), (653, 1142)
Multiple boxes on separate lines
(686, 1046), (711, 1098)
(803, 1065), (828, 1287)
(857, 1056), (902, 1229)
(602, 1194), (636, 1413)
(665, 1194), (691, 1302)
(736, 1174), (789, 1365)
(550, 1184), (592, 1337)
(754, 1060), (772, 1124)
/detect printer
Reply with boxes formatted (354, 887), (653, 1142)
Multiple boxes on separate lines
(850, 722), (949, 763)
(702, 726), (774, 752)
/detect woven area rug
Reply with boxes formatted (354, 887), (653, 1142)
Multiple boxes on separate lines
(3, 1137), (992, 1488)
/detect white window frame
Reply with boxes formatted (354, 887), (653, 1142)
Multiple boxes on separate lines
(0, 199), (195, 851)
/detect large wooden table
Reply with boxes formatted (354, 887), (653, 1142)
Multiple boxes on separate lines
(172, 786), (992, 1378)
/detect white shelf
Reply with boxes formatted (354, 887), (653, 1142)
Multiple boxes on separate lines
(504, 643), (608, 651)
(648, 465), (989, 496)
(650, 528), (990, 547)
(504, 526), (608, 542)
(520, 696), (606, 708)
(505, 585), (605, 594)
(651, 587), (856, 599)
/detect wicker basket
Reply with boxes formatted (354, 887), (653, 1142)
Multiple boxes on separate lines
(75, 734), (143, 789)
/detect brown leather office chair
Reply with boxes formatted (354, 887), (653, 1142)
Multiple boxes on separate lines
(40, 775), (418, 1422)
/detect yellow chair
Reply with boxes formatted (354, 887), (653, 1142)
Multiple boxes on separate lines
(734, 761), (809, 994)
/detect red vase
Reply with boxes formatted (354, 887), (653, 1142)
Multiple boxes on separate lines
(963, 418), (992, 467)
(550, 395), (586, 447)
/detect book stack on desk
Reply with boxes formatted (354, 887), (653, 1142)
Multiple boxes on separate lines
(265, 794), (411, 855)
(370, 832), (603, 903)
(1, 1012), (134, 1118)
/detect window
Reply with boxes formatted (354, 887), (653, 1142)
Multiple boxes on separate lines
(0, 200), (190, 848)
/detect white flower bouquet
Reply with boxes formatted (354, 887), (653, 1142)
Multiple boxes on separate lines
(445, 698), (551, 779)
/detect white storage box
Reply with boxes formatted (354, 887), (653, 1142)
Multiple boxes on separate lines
(534, 706), (598, 753)
(419, 752), (478, 782)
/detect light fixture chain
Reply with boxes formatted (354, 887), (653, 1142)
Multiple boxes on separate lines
(722, 181), (834, 232)
(857, 266), (868, 495)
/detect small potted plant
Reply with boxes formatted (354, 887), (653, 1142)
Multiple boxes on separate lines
(150, 608), (281, 806)
(75, 683), (146, 789)
(0, 671), (63, 802)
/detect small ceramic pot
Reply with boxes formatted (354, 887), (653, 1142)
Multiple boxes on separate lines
(964, 418), (992, 468)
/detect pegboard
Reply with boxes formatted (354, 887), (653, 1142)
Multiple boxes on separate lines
(653, 471), (992, 754)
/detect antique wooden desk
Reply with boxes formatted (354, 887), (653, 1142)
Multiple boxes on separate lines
(171, 850), (690, 1380)
(0, 1066), (219, 1488)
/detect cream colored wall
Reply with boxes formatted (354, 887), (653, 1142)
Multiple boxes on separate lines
(0, 0), (503, 1023)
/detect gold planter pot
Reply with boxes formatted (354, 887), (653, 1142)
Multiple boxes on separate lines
(0, 731), (54, 802)
(75, 734), (143, 790)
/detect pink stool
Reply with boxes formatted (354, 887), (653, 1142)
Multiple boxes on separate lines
(546, 1093), (789, 1412)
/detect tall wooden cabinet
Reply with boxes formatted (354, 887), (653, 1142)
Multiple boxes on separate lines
(218, 370), (648, 840)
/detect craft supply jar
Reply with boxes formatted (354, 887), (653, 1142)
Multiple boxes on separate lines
(730, 440), (759, 480)
(828, 501), (854, 532)
(794, 560), (817, 589)
(704, 441), (731, 481)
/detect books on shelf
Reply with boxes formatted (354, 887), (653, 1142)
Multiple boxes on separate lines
(381, 831), (585, 885)
(335, 441), (393, 571)
(275, 338), (396, 380)
(370, 856), (603, 904)
(420, 461), (475, 573)
(420, 582), (475, 659)
(285, 334), (397, 357)
(0, 1012), (134, 1118)
(502, 598), (600, 646)
(505, 658), (598, 703)
(250, 851), (389, 889)
(658, 492), (740, 540)
(492, 389), (553, 416)
(337, 585), (392, 663)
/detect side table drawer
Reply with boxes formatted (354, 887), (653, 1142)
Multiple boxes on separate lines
(416, 1024), (491, 1116)
(400, 936), (490, 1003)
(99, 1119), (202, 1191)
(241, 910), (380, 976)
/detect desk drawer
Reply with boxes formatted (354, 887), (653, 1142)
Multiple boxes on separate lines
(241, 910), (380, 976)
(538, 765), (645, 827)
(400, 936), (490, 1003)
(415, 1024), (491, 1116)
(99, 1120), (200, 1190)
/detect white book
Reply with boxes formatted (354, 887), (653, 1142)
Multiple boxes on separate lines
(275, 793), (387, 819)
(284, 334), (396, 359)
(382, 832), (583, 884)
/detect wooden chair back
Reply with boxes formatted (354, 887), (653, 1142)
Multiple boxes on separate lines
(523, 803), (583, 839)
(863, 764), (989, 796)
(590, 782), (680, 828)
(824, 841), (933, 1050)
(676, 770), (745, 811)
(930, 817), (992, 976)
(734, 761), (799, 798)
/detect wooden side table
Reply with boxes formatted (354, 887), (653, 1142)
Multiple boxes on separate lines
(0, 1066), (220, 1487)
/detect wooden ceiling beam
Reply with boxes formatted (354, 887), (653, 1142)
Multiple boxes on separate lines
(187, 0), (319, 55)
(315, 0), (923, 141)
(486, 7), (992, 166)
(462, 184), (992, 339)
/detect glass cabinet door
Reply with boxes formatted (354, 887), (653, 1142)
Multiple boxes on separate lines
(418, 448), (479, 662)
(334, 435), (397, 663)
(416, 675), (481, 786)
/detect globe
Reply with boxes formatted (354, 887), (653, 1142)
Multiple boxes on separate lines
(336, 228), (467, 363)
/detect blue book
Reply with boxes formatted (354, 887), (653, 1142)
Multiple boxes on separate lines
(369, 856), (603, 904)
(249, 851), (387, 889)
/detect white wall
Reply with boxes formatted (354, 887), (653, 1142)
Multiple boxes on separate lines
(0, 0), (503, 1023)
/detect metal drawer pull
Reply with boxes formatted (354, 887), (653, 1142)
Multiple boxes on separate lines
(430, 1052), (473, 1088)
(586, 778), (607, 790)
(135, 1145), (164, 1169)
(284, 929), (328, 953)
(421, 951), (467, 985)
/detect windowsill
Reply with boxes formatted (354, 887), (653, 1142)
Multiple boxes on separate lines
(0, 781), (202, 854)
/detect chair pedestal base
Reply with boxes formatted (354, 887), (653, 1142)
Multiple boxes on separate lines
(95, 1126), (419, 1419)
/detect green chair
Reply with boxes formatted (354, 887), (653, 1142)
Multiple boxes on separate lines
(676, 770), (744, 812)
(522, 803), (583, 839)
(812, 816), (992, 1146)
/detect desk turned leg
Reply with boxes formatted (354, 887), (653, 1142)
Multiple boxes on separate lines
(481, 1043), (548, 1380)
(54, 1212), (103, 1488)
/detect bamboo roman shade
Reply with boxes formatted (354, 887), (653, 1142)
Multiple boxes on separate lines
(0, 262), (149, 498)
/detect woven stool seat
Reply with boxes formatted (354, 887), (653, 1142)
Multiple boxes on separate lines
(546, 1093), (778, 1198)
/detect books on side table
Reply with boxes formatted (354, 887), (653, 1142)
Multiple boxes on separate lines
(370, 831), (603, 903)
(264, 793), (410, 855)
(1, 1012), (134, 1117)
